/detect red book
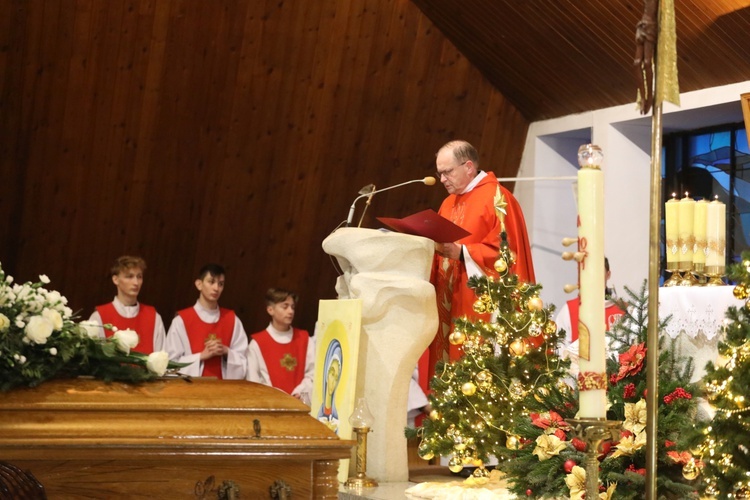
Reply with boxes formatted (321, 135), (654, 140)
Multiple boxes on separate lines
(377, 209), (471, 242)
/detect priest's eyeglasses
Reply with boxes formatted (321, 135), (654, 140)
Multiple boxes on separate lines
(436, 160), (468, 179)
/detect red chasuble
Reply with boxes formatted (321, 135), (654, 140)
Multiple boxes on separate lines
(566, 298), (625, 342)
(178, 307), (236, 379)
(427, 173), (535, 381)
(252, 328), (309, 394)
(96, 303), (157, 354)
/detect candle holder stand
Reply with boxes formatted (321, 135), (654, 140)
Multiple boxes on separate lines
(568, 418), (621, 500)
(345, 425), (378, 489)
(679, 269), (698, 286)
(692, 263), (707, 286)
(704, 266), (726, 287)
(663, 267), (681, 287)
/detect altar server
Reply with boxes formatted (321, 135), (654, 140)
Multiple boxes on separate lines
(166, 263), (248, 379)
(246, 288), (314, 400)
(89, 256), (166, 354)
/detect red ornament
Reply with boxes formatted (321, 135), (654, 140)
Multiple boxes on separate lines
(526, 489), (533, 496)
(525, 334), (544, 349)
(564, 459), (576, 473)
(571, 437), (586, 452)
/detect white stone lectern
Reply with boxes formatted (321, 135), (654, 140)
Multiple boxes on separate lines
(322, 228), (438, 482)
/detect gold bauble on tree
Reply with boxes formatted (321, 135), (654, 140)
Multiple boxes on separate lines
(449, 330), (467, 346)
(735, 485), (750, 499)
(462, 381), (477, 396)
(448, 456), (463, 473)
(418, 441), (434, 460)
(506, 435), (520, 450)
(681, 459), (700, 480)
(429, 409), (441, 421)
(494, 258), (508, 273)
(734, 283), (749, 300)
(473, 300), (487, 314)
(475, 370), (493, 391)
(544, 320), (557, 335)
(509, 338), (527, 357)
(534, 386), (550, 403)
(527, 296), (543, 311)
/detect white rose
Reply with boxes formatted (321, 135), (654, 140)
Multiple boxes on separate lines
(5, 275), (13, 284)
(15, 319), (25, 328)
(42, 308), (64, 331)
(78, 320), (103, 339)
(46, 290), (62, 304)
(0, 313), (9, 331)
(113, 329), (139, 354)
(146, 351), (169, 376)
(49, 347), (58, 355)
(39, 274), (50, 284)
(25, 315), (54, 344)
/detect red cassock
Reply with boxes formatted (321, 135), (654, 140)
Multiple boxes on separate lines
(251, 328), (309, 394)
(423, 172), (535, 383)
(178, 307), (236, 379)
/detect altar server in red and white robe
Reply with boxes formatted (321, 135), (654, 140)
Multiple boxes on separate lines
(89, 256), (166, 354)
(246, 288), (314, 400)
(166, 264), (248, 379)
(557, 257), (625, 375)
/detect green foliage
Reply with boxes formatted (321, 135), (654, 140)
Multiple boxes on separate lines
(679, 253), (750, 497)
(499, 281), (700, 499)
(413, 232), (571, 473)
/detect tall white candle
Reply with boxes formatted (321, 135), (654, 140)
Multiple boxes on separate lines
(706, 199), (726, 270)
(576, 145), (606, 419)
(693, 199), (709, 266)
(677, 194), (695, 271)
(665, 195), (680, 266)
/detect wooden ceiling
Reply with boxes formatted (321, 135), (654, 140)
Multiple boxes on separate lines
(411, 0), (750, 121)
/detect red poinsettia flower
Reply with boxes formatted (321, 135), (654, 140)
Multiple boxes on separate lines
(664, 440), (676, 448)
(666, 451), (693, 465)
(530, 410), (570, 431)
(623, 383), (636, 399)
(626, 464), (647, 476)
(612, 343), (647, 383)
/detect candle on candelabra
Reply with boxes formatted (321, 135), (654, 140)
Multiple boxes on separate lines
(677, 194), (695, 271)
(576, 144), (606, 419)
(665, 194), (680, 267)
(692, 199), (709, 267)
(706, 198), (726, 272)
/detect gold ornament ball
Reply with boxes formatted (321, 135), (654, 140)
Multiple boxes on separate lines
(418, 442), (434, 461)
(448, 456), (463, 473)
(472, 458), (484, 468)
(734, 283), (749, 300)
(527, 296), (544, 311)
(544, 320), (557, 335)
(509, 338), (527, 357)
(506, 435), (520, 450)
(480, 293), (492, 303)
(735, 485), (750, 499)
(449, 330), (467, 346)
(494, 258), (508, 273)
(429, 409), (441, 421)
(475, 370), (492, 390)
(462, 381), (477, 396)
(473, 300), (487, 314)
(534, 386), (550, 403)
(472, 466), (490, 478)
(682, 460), (700, 481)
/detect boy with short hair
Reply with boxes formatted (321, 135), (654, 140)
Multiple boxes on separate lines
(89, 256), (166, 354)
(246, 288), (314, 399)
(166, 264), (248, 379)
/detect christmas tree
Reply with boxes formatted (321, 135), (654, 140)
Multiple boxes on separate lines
(409, 229), (571, 478)
(498, 281), (700, 499)
(681, 253), (750, 498)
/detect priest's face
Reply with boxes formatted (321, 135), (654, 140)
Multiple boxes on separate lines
(436, 148), (473, 195)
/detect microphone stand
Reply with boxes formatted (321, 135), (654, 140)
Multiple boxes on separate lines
(345, 177), (436, 227)
(357, 186), (376, 228)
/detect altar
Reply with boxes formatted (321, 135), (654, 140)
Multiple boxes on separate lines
(658, 285), (743, 382)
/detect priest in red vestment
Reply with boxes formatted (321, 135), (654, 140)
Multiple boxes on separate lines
(425, 140), (535, 381)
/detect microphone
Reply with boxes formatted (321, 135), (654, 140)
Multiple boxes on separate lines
(346, 176), (436, 227)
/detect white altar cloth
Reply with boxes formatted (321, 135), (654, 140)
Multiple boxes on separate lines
(658, 286), (743, 382)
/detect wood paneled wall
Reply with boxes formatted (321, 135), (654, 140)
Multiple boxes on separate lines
(0, 0), (528, 336)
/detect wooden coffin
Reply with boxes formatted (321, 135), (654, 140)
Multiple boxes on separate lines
(0, 378), (352, 499)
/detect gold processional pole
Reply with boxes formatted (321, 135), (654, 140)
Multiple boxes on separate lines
(643, 0), (679, 495)
(645, 102), (662, 499)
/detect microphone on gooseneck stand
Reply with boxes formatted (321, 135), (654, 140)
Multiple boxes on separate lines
(345, 176), (437, 227)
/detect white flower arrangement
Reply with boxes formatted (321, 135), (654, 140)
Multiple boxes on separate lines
(0, 263), (183, 392)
